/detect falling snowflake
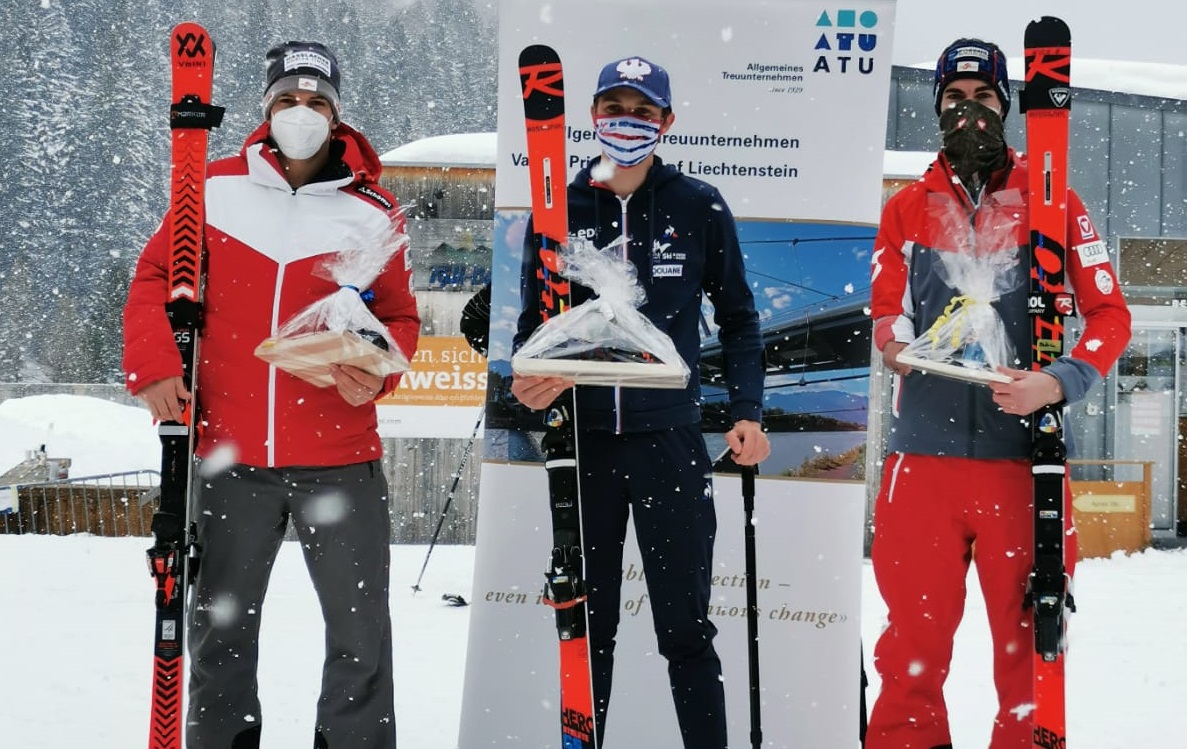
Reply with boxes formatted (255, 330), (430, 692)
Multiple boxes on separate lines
(198, 443), (238, 478)
(208, 593), (240, 627)
(591, 160), (616, 182)
(1010, 702), (1036, 720)
(307, 489), (350, 525)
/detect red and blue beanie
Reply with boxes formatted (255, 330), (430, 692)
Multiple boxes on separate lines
(933, 39), (1010, 118)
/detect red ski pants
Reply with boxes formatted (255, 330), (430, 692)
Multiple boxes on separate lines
(866, 453), (1076, 749)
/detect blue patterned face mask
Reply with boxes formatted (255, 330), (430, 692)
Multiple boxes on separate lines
(594, 114), (662, 168)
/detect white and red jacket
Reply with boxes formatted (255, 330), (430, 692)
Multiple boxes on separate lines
(123, 122), (419, 468)
(870, 149), (1130, 459)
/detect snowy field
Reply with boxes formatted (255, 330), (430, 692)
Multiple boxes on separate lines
(1, 395), (1185, 748)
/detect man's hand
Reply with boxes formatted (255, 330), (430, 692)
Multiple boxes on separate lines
(881, 341), (912, 376)
(136, 376), (191, 423)
(510, 373), (574, 411)
(330, 363), (385, 407)
(723, 419), (770, 466)
(989, 368), (1064, 416)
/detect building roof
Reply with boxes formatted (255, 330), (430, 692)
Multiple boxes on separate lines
(379, 133), (497, 168)
(911, 58), (1187, 102)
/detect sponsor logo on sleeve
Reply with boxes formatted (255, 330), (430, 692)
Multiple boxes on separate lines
(1075, 239), (1109, 267)
(1077, 215), (1096, 240)
(1094, 268), (1115, 295)
(354, 184), (394, 211)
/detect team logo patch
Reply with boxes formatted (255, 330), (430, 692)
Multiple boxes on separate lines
(954, 46), (990, 61)
(284, 50), (333, 77)
(1038, 412), (1060, 434)
(653, 264), (683, 278)
(1076, 240), (1108, 267)
(1094, 268), (1115, 295)
(617, 58), (652, 82)
(297, 77), (318, 92)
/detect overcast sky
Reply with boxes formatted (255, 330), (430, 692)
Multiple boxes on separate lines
(890, 0), (1180, 67)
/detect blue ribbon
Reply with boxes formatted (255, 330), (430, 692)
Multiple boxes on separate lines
(341, 284), (375, 303)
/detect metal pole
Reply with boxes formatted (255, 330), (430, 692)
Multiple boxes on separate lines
(740, 463), (762, 749)
(410, 408), (484, 595)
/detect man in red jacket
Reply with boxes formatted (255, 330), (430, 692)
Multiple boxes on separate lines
(867, 39), (1131, 749)
(123, 41), (418, 749)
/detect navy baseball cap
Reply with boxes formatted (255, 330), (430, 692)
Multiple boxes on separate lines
(593, 56), (671, 109)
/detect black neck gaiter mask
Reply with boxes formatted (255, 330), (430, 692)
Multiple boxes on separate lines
(940, 99), (1008, 187)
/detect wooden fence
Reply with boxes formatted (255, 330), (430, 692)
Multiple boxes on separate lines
(0, 385), (482, 544)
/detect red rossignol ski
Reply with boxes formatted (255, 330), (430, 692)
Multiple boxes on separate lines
(1020, 16), (1074, 749)
(146, 22), (223, 749)
(517, 44), (598, 749)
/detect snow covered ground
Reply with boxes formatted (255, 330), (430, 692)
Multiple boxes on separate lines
(1, 395), (1185, 748)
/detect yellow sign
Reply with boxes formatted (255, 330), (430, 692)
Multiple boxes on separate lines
(379, 335), (487, 408)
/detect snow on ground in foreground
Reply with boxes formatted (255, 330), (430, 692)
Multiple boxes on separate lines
(0, 536), (1183, 748)
(1, 395), (1184, 747)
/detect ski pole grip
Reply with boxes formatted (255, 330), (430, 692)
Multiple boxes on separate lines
(741, 463), (756, 499)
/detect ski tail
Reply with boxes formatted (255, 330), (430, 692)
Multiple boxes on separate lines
(1021, 15), (1074, 749)
(518, 43), (598, 749)
(148, 21), (223, 749)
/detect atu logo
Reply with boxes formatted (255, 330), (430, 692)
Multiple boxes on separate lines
(813, 9), (878, 75)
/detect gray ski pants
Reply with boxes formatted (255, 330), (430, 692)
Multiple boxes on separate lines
(185, 460), (395, 749)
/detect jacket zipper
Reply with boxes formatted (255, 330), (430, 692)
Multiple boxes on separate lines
(266, 189), (305, 466)
(614, 194), (632, 434)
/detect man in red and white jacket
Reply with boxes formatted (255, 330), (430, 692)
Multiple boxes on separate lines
(123, 41), (417, 749)
(866, 39), (1130, 749)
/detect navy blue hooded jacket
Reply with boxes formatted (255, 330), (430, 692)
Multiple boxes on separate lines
(514, 156), (764, 433)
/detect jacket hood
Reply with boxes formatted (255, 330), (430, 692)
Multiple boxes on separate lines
(241, 120), (384, 185)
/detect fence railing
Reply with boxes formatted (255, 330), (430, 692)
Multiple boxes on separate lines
(0, 384), (481, 544)
(1, 470), (161, 536)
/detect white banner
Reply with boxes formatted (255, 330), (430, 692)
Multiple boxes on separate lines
(465, 0), (896, 745)
(460, 464), (865, 748)
(494, 0), (895, 224)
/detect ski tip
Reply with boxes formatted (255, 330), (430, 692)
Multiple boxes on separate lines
(1025, 15), (1071, 40)
(518, 43), (561, 65)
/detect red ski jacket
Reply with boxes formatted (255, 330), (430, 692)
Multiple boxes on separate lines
(123, 122), (419, 468)
(870, 149), (1130, 459)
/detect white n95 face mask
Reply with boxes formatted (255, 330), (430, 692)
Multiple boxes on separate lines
(269, 105), (330, 160)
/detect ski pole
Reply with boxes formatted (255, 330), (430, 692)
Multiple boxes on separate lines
(713, 448), (762, 748)
(740, 461), (762, 749)
(411, 407), (484, 595)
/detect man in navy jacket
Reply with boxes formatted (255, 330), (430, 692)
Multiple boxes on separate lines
(512, 55), (769, 749)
